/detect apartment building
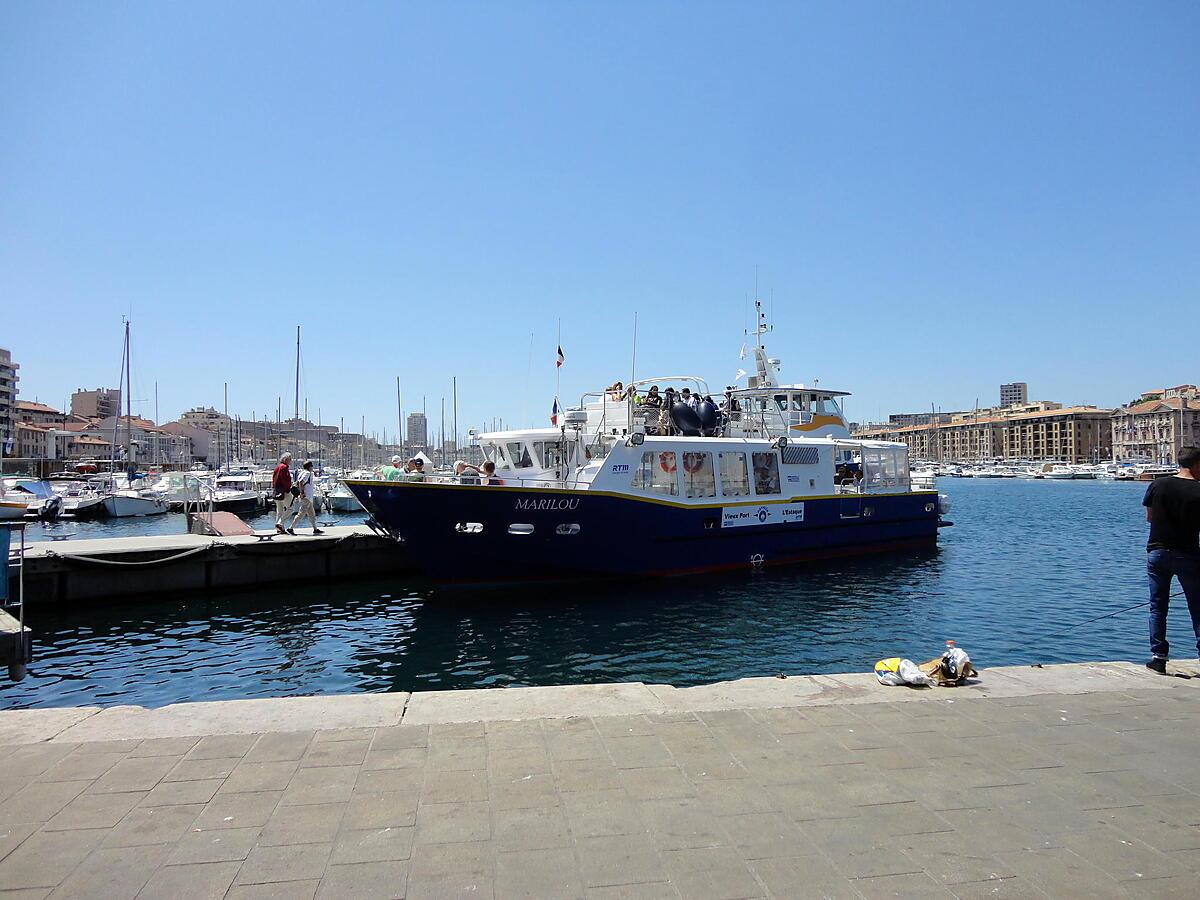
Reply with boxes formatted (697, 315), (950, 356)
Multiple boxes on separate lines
(0, 348), (18, 456)
(1000, 382), (1028, 407)
(857, 405), (1112, 463)
(71, 387), (121, 419)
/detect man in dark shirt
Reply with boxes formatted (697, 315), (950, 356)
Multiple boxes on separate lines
(1142, 446), (1200, 673)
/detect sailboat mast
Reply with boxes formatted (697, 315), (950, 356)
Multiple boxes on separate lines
(124, 321), (133, 471)
(111, 322), (127, 473)
(294, 325), (301, 424)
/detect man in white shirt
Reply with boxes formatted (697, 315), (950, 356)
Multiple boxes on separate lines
(287, 460), (322, 535)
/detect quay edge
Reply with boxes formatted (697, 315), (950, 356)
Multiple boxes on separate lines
(10, 525), (415, 606)
(0, 659), (1192, 744)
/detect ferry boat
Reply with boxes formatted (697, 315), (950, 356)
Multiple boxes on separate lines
(347, 303), (949, 584)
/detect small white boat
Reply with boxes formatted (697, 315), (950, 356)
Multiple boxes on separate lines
(0, 497), (26, 521)
(212, 472), (263, 513)
(325, 479), (365, 512)
(103, 490), (169, 517)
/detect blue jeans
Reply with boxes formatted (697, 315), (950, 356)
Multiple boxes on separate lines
(1148, 549), (1200, 659)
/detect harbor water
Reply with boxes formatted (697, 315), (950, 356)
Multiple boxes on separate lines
(2, 479), (1187, 710)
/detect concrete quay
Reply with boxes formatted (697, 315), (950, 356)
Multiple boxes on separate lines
(1, 660), (1199, 898)
(11, 525), (414, 606)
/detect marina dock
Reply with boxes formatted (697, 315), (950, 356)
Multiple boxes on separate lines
(10, 526), (414, 606)
(0, 660), (1197, 897)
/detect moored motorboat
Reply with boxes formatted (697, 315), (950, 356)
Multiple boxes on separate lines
(347, 302), (948, 585)
(325, 479), (365, 512)
(212, 472), (264, 513)
(102, 489), (169, 517)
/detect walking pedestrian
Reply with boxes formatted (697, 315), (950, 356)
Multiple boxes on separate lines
(288, 460), (322, 535)
(272, 453), (294, 534)
(1143, 446), (1200, 673)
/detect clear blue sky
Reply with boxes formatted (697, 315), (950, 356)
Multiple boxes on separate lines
(3, 2), (1197, 439)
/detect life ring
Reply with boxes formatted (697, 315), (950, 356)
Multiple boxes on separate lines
(682, 452), (705, 474)
(658, 452), (676, 473)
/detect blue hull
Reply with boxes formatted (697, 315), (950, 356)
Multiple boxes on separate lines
(347, 481), (941, 585)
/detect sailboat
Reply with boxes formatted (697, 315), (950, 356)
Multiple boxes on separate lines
(102, 321), (168, 517)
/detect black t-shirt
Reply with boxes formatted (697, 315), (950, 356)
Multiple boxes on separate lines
(1143, 475), (1200, 552)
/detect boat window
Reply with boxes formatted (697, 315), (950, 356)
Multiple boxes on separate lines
(861, 445), (909, 491)
(774, 395), (789, 413)
(752, 452), (781, 495)
(681, 451), (716, 498)
(630, 450), (678, 496)
(538, 440), (573, 470)
(556, 523), (581, 535)
(455, 522), (484, 533)
(719, 452), (750, 497)
(508, 523), (535, 535)
(816, 396), (843, 417)
(506, 442), (534, 468)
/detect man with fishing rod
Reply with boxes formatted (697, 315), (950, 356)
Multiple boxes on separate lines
(1143, 446), (1200, 674)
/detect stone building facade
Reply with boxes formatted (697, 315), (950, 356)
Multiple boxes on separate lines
(1111, 386), (1200, 464)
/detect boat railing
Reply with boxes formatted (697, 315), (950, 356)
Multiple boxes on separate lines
(181, 477), (216, 520)
(413, 472), (591, 490)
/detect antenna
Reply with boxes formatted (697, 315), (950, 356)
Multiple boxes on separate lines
(630, 312), (638, 388)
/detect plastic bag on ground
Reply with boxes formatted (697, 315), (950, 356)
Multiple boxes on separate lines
(874, 657), (935, 687)
(918, 645), (978, 686)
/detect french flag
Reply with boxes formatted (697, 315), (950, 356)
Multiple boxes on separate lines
(551, 398), (560, 426)
(556, 345), (565, 368)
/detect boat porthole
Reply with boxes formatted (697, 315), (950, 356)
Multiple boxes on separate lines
(925, 503), (935, 512)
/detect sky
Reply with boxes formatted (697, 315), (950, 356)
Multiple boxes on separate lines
(2, 1), (1197, 440)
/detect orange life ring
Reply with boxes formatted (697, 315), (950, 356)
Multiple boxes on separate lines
(682, 452), (705, 474)
(658, 452), (676, 473)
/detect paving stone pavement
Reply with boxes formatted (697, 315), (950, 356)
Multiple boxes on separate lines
(2, 670), (1200, 898)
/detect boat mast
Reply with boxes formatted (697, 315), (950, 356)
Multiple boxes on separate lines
(124, 320), (133, 474)
(293, 325), (301, 459)
(111, 321), (127, 476)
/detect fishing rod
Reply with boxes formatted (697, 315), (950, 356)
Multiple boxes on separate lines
(998, 588), (1185, 657)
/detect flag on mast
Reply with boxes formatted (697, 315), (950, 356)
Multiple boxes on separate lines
(550, 398), (560, 426)
(556, 345), (565, 368)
